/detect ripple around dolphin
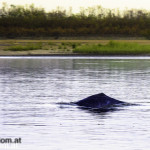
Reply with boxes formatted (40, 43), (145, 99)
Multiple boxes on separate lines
(57, 93), (136, 112)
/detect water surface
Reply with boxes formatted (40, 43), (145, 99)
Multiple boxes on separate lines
(0, 56), (150, 150)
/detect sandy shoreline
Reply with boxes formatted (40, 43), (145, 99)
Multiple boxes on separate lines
(0, 54), (150, 58)
(0, 39), (150, 56)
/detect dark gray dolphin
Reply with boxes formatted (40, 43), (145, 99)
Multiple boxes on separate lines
(74, 93), (127, 109)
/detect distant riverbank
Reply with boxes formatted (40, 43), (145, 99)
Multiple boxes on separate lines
(0, 39), (150, 56)
(1, 4), (150, 39)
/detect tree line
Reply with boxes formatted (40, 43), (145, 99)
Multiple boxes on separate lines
(0, 3), (150, 38)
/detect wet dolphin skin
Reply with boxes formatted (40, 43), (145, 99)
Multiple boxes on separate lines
(75, 93), (125, 109)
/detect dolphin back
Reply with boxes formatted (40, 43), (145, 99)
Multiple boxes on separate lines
(75, 93), (125, 109)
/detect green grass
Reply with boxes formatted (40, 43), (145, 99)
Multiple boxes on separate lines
(58, 45), (62, 49)
(48, 42), (55, 46)
(5, 43), (42, 51)
(73, 41), (150, 55)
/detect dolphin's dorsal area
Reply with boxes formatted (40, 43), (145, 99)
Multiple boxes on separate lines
(75, 93), (126, 109)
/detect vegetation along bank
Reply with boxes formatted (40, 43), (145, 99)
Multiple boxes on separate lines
(0, 4), (150, 39)
(1, 40), (150, 56)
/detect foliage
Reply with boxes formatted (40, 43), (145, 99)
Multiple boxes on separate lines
(0, 4), (150, 38)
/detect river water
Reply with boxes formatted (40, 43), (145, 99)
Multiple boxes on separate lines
(0, 56), (150, 150)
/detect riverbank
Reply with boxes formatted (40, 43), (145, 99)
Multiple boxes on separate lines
(0, 39), (150, 56)
(74, 41), (150, 55)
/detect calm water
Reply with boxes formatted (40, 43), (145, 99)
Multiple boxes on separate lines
(0, 56), (150, 150)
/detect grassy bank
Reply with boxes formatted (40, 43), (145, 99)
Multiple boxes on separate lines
(5, 43), (42, 51)
(73, 41), (150, 55)
(0, 40), (79, 55)
(0, 40), (150, 56)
